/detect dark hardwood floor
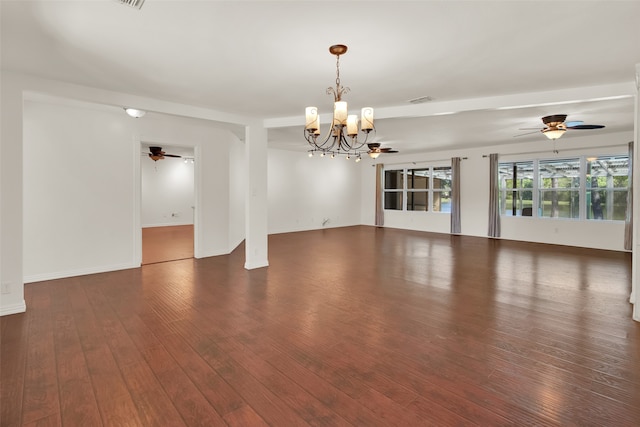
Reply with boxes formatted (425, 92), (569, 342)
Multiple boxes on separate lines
(2, 226), (639, 426)
(142, 225), (194, 265)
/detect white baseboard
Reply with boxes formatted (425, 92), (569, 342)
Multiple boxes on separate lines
(244, 259), (269, 270)
(24, 262), (139, 284)
(268, 222), (360, 235)
(0, 300), (26, 316)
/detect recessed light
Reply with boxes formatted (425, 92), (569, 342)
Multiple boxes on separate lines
(124, 108), (146, 118)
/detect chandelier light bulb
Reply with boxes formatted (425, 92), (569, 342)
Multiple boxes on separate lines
(361, 107), (374, 131)
(333, 102), (348, 126)
(305, 107), (319, 131)
(346, 115), (358, 137)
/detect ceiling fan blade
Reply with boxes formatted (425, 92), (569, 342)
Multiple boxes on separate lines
(375, 148), (398, 154)
(567, 124), (605, 130)
(518, 127), (543, 130)
(565, 120), (584, 127)
(513, 130), (541, 137)
(163, 154), (182, 158)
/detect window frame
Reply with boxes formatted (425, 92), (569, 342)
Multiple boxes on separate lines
(499, 161), (535, 217)
(498, 154), (629, 222)
(383, 165), (452, 213)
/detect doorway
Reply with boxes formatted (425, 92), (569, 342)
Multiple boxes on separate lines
(140, 143), (195, 264)
(142, 224), (194, 264)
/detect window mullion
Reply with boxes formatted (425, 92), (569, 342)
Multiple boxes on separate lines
(533, 159), (539, 217)
(428, 167), (433, 213)
(580, 156), (586, 220)
(403, 168), (408, 212)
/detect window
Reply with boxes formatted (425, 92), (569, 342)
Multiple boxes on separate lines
(384, 166), (452, 212)
(384, 170), (404, 210)
(539, 158), (580, 219)
(586, 155), (629, 221)
(432, 167), (452, 213)
(499, 161), (533, 216)
(498, 155), (629, 221)
(406, 169), (428, 211)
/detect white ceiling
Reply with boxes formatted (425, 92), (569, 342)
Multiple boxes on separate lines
(2, 0), (639, 154)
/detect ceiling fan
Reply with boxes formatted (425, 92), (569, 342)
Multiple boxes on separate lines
(146, 146), (182, 162)
(515, 114), (605, 140)
(367, 142), (398, 159)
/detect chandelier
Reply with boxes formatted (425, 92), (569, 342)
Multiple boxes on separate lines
(305, 44), (375, 161)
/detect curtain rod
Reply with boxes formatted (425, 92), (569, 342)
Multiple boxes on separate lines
(374, 157), (468, 167)
(482, 142), (631, 158)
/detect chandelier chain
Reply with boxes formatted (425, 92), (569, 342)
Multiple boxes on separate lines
(335, 54), (341, 93)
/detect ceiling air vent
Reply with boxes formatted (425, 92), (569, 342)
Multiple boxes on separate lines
(408, 96), (434, 104)
(115, 0), (145, 10)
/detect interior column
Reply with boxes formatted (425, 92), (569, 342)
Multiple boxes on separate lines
(244, 122), (269, 270)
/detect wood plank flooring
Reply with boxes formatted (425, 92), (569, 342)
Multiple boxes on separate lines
(2, 226), (639, 426)
(142, 225), (194, 265)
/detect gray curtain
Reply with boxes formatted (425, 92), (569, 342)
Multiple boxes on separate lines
(625, 141), (633, 250)
(451, 157), (461, 234)
(375, 163), (384, 227)
(488, 153), (501, 238)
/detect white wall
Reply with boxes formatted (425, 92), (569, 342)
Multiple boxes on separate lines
(228, 138), (246, 250)
(23, 101), (136, 281)
(267, 148), (362, 234)
(22, 99), (241, 283)
(360, 131), (633, 252)
(0, 72), (26, 315)
(141, 152), (194, 227)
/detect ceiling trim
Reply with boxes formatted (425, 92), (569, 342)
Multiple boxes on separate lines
(264, 81), (635, 129)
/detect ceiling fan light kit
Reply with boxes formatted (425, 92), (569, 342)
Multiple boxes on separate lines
(304, 44), (397, 160)
(541, 114), (567, 140)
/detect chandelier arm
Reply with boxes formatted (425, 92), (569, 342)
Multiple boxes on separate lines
(346, 127), (376, 152)
(360, 127), (375, 148)
(305, 127), (338, 151)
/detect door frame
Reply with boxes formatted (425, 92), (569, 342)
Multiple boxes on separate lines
(133, 138), (201, 265)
